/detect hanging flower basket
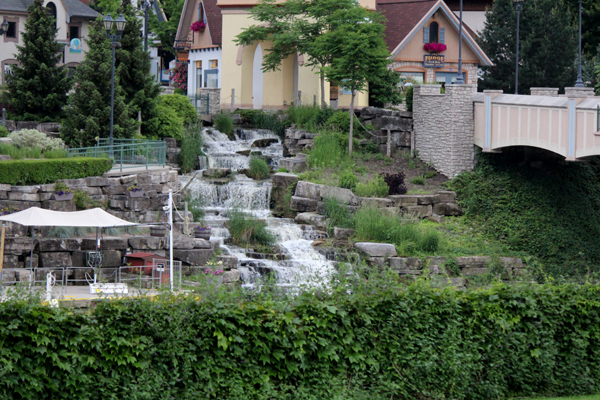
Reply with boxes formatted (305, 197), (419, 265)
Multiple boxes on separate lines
(191, 20), (206, 32)
(423, 43), (447, 53)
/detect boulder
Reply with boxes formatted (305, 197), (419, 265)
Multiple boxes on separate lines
(436, 191), (457, 203)
(0, 184), (10, 192)
(278, 157), (307, 172)
(389, 195), (418, 206)
(271, 172), (299, 187)
(82, 237), (128, 251)
(427, 215), (445, 223)
(223, 269), (241, 284)
(403, 205), (432, 218)
(8, 192), (40, 201)
(99, 250), (124, 267)
(11, 185), (39, 194)
(129, 237), (164, 250)
(456, 256), (491, 268)
(203, 168), (231, 178)
(389, 257), (421, 272)
(251, 138), (279, 148)
(193, 239), (212, 249)
(416, 195), (440, 205)
(333, 227), (355, 240)
(321, 185), (360, 205)
(172, 235), (195, 250)
(38, 238), (81, 252)
(367, 257), (387, 268)
(294, 181), (322, 201)
(294, 212), (328, 229)
(216, 255), (238, 270)
(40, 252), (72, 268)
(85, 177), (113, 187)
(119, 175), (138, 185)
(42, 200), (76, 212)
(433, 202), (463, 216)
(290, 196), (319, 212)
(355, 242), (397, 257)
(4, 237), (36, 254)
(2, 255), (23, 268)
(360, 197), (393, 208)
(174, 249), (213, 266)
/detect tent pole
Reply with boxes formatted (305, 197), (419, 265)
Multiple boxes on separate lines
(0, 224), (5, 285)
(94, 227), (99, 284)
(29, 226), (34, 288)
(169, 189), (173, 292)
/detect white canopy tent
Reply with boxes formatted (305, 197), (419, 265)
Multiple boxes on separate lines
(0, 202), (175, 291)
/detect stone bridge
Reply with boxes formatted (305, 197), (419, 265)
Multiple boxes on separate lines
(413, 84), (600, 178)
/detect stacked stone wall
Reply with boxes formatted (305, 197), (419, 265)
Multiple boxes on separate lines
(413, 84), (476, 178)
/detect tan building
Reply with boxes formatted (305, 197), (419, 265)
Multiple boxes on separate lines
(378, 0), (491, 87)
(0, 0), (100, 84)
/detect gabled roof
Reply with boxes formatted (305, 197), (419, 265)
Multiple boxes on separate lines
(0, 0), (100, 19)
(377, 0), (491, 66)
(175, 0), (222, 48)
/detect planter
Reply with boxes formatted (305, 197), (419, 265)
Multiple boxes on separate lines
(128, 190), (145, 198)
(195, 229), (211, 240)
(150, 226), (167, 237)
(53, 192), (74, 201)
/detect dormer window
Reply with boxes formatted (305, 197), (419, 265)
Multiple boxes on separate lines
(429, 21), (439, 43)
(198, 1), (205, 23)
(46, 2), (57, 29)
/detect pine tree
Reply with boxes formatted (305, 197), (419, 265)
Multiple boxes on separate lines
(116, 0), (161, 137)
(4, 0), (71, 121)
(60, 21), (135, 147)
(479, 0), (576, 94)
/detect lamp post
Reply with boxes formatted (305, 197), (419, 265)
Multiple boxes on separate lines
(574, 0), (584, 87)
(455, 0), (465, 84)
(514, 0), (524, 95)
(142, 0), (153, 53)
(0, 20), (9, 36)
(103, 13), (127, 156)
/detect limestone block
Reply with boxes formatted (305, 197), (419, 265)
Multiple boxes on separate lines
(252, 138), (278, 148)
(38, 238), (81, 252)
(389, 195), (418, 206)
(203, 168), (231, 178)
(38, 193), (52, 201)
(82, 237), (128, 251)
(355, 242), (397, 257)
(360, 197), (393, 208)
(0, 184), (11, 191)
(415, 195), (440, 205)
(223, 269), (241, 284)
(461, 268), (489, 276)
(432, 202), (462, 217)
(98, 250), (123, 267)
(3, 255), (23, 268)
(85, 177), (113, 187)
(403, 205), (432, 218)
(456, 256), (491, 268)
(216, 255), (238, 270)
(500, 257), (523, 268)
(40, 252), (72, 268)
(334, 227), (355, 240)
(61, 178), (87, 187)
(278, 157), (307, 172)
(427, 215), (445, 223)
(389, 257), (421, 271)
(42, 200), (76, 212)
(15, 268), (32, 281)
(1, 269), (15, 283)
(367, 257), (387, 268)
(126, 198), (152, 212)
(379, 116), (412, 131)
(321, 185), (360, 205)
(171, 235), (195, 250)
(8, 192), (40, 201)
(129, 237), (164, 250)
(174, 249), (214, 266)
(109, 199), (126, 210)
(290, 196), (318, 212)
(102, 185), (129, 195)
(294, 212), (327, 229)
(11, 185), (39, 194)
(193, 239), (212, 249)
(271, 172), (299, 187)
(436, 191), (457, 203)
(294, 181), (322, 201)
(120, 175), (138, 185)
(425, 256), (446, 275)
(78, 187), (103, 196)
(4, 237), (35, 254)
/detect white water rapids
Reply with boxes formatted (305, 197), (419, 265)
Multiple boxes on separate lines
(181, 128), (334, 289)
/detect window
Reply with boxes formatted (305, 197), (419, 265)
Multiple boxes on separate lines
(429, 21), (439, 43)
(6, 21), (16, 38)
(69, 25), (80, 39)
(204, 59), (218, 88)
(2, 61), (18, 84)
(196, 61), (202, 93)
(46, 2), (57, 28)
(342, 79), (353, 95)
(398, 72), (424, 87)
(198, 2), (205, 22)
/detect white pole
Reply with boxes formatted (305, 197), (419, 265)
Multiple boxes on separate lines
(45, 272), (53, 302)
(168, 189), (174, 292)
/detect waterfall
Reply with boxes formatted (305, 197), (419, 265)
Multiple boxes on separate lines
(181, 127), (334, 289)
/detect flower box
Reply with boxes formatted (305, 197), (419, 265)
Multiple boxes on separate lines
(128, 190), (145, 198)
(423, 42), (447, 53)
(195, 229), (211, 240)
(191, 20), (206, 32)
(53, 192), (74, 201)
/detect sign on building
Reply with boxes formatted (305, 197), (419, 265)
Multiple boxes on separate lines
(423, 54), (444, 68)
(69, 38), (82, 54)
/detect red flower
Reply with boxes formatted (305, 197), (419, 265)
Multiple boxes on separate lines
(191, 20), (206, 32)
(423, 42), (447, 53)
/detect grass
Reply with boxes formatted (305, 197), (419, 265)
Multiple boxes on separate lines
(248, 157), (270, 180)
(525, 396), (600, 400)
(214, 113), (234, 138)
(353, 175), (389, 197)
(226, 209), (275, 247)
(0, 143), (67, 159)
(178, 123), (204, 174)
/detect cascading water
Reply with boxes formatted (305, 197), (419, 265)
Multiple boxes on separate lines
(182, 128), (334, 289)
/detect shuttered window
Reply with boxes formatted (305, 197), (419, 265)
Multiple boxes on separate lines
(423, 26), (429, 43)
(439, 27), (445, 44)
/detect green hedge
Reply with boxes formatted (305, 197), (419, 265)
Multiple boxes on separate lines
(1, 282), (600, 399)
(0, 158), (113, 185)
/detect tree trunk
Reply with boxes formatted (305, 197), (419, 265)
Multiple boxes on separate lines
(349, 91), (355, 156)
(320, 67), (326, 109)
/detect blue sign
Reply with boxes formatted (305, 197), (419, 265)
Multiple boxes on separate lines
(423, 54), (444, 68)
(69, 38), (81, 54)
(161, 69), (170, 82)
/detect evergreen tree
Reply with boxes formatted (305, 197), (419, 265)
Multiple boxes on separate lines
(4, 0), (71, 121)
(479, 0), (577, 94)
(116, 0), (161, 137)
(565, 0), (600, 55)
(61, 21), (135, 147)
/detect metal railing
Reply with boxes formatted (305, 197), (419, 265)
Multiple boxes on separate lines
(66, 139), (167, 172)
(188, 92), (210, 115)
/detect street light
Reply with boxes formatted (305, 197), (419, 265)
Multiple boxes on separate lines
(574, 0), (584, 87)
(103, 13), (126, 156)
(0, 19), (9, 35)
(455, 0), (465, 84)
(142, 0), (154, 53)
(514, 0), (524, 95)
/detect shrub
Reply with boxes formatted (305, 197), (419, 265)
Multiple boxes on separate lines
(325, 111), (362, 133)
(323, 197), (353, 234)
(214, 113), (234, 137)
(248, 157), (270, 180)
(307, 133), (345, 168)
(288, 104), (321, 129)
(251, 111), (287, 138)
(9, 129), (65, 151)
(338, 169), (358, 190)
(150, 104), (184, 140)
(73, 189), (101, 210)
(157, 94), (198, 126)
(42, 149), (68, 159)
(382, 172), (407, 195)
(363, 141), (380, 154)
(353, 175), (389, 198)
(178, 123), (204, 174)
(226, 209), (275, 246)
(424, 170), (437, 179)
(0, 125), (9, 137)
(405, 85), (414, 112)
(0, 143), (41, 159)
(411, 176), (426, 185)
(0, 158), (113, 185)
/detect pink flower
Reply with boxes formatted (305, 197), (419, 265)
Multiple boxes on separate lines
(423, 42), (447, 53)
(191, 20), (206, 32)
